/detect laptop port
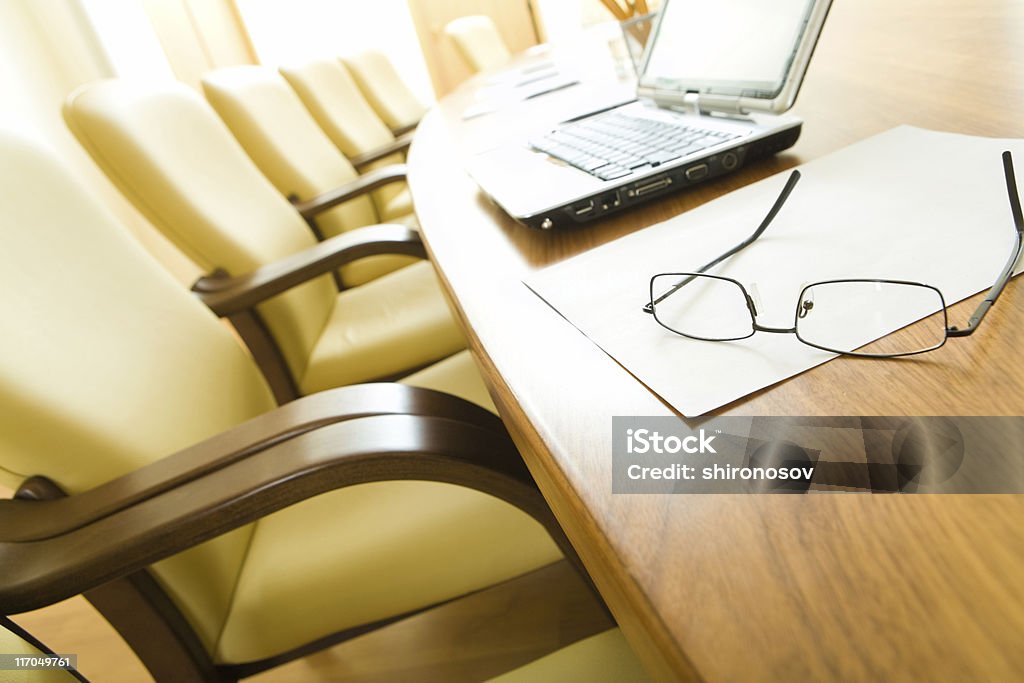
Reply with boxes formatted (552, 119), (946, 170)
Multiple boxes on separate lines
(598, 191), (621, 210)
(572, 199), (595, 216)
(685, 164), (709, 181)
(633, 176), (673, 197)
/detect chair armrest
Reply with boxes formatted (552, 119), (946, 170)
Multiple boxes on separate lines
(391, 123), (418, 138)
(0, 385), (502, 544)
(292, 164), (409, 219)
(191, 223), (425, 316)
(349, 132), (414, 169)
(0, 413), (565, 615)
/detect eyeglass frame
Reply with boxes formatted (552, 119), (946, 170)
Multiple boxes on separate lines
(643, 151), (1024, 358)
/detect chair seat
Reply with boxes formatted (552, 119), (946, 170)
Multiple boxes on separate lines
(401, 349), (496, 412)
(379, 185), (414, 222)
(219, 339), (512, 668)
(215, 480), (562, 663)
(340, 214), (420, 287)
(340, 253), (418, 288)
(487, 629), (650, 682)
(300, 260), (465, 393)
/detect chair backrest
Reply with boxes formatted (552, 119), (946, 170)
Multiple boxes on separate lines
(444, 15), (511, 73)
(341, 50), (427, 132)
(201, 65), (380, 241)
(279, 59), (407, 213)
(279, 59), (396, 159)
(0, 128), (275, 652)
(64, 79), (338, 388)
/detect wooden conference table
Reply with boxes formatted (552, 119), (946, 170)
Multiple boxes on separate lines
(406, 2), (1024, 680)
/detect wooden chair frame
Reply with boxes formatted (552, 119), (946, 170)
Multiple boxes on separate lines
(1, 386), (601, 682)
(191, 217), (425, 405)
(347, 134), (413, 171)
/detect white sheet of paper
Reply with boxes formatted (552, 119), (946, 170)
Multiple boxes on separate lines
(526, 126), (1024, 416)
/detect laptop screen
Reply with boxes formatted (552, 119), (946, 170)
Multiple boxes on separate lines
(641, 0), (816, 98)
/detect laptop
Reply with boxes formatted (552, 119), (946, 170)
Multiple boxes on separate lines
(466, 0), (832, 230)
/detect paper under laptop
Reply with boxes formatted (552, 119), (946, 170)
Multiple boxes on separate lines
(467, 0), (832, 230)
(525, 127), (1024, 417)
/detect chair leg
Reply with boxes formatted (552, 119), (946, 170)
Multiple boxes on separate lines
(289, 195), (345, 291)
(85, 572), (231, 683)
(225, 309), (300, 405)
(530, 508), (614, 622)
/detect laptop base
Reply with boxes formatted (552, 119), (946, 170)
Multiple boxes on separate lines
(516, 123), (801, 231)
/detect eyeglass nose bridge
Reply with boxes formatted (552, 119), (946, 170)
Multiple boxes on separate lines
(742, 283), (792, 332)
(742, 285), (795, 333)
(753, 323), (797, 334)
(743, 282), (761, 318)
(743, 283), (795, 333)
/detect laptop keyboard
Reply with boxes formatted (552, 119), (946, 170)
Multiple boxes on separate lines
(529, 111), (741, 181)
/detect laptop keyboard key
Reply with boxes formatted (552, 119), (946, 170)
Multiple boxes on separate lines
(578, 157), (610, 172)
(645, 150), (681, 166)
(533, 112), (742, 180)
(690, 135), (724, 148)
(596, 165), (632, 180)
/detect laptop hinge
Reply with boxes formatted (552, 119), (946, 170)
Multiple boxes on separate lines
(641, 87), (747, 116)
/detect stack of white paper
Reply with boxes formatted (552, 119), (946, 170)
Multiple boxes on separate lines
(526, 126), (1024, 416)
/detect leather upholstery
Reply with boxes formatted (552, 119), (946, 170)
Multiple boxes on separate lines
(341, 50), (427, 132)
(381, 186), (415, 223)
(64, 79), (336, 385)
(300, 260), (466, 394)
(280, 59), (395, 159)
(487, 630), (649, 682)
(279, 59), (408, 217)
(445, 15), (512, 73)
(201, 66), (414, 286)
(400, 349), (496, 413)
(0, 129), (560, 664)
(217, 480), (560, 662)
(0, 128), (274, 652)
(64, 80), (461, 388)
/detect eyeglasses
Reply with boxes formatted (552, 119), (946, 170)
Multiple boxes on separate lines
(644, 152), (1024, 357)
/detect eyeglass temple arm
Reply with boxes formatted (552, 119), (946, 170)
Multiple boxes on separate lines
(644, 169), (801, 313)
(948, 151), (1024, 337)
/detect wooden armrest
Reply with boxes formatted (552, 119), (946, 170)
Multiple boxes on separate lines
(0, 413), (568, 615)
(1, 385), (502, 544)
(292, 164), (409, 219)
(191, 223), (425, 316)
(349, 133), (414, 169)
(391, 123), (418, 138)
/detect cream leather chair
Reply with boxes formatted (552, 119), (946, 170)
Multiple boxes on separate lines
(202, 65), (414, 287)
(445, 15), (512, 73)
(280, 59), (414, 223)
(341, 49), (427, 134)
(488, 629), (649, 682)
(64, 79), (461, 404)
(0, 129), (569, 682)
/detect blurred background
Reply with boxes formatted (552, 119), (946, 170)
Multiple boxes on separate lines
(0, 0), (660, 283)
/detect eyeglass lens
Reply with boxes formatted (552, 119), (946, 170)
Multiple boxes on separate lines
(796, 280), (946, 356)
(650, 274), (948, 356)
(650, 273), (753, 341)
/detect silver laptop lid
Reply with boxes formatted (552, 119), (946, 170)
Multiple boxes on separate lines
(637, 0), (832, 115)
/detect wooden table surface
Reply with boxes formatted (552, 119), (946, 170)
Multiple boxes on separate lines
(406, 2), (1024, 680)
